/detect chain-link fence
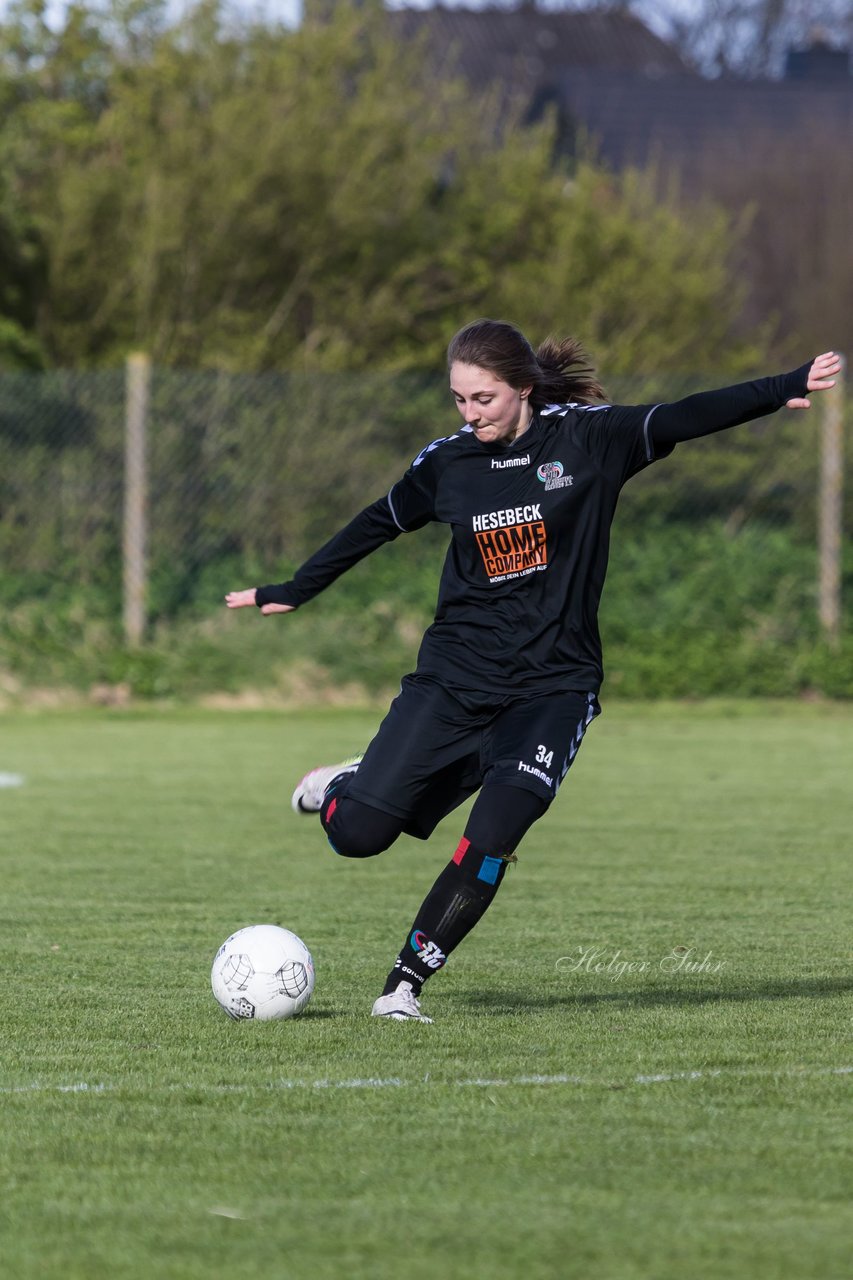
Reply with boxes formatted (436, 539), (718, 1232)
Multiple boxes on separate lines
(0, 358), (849, 699)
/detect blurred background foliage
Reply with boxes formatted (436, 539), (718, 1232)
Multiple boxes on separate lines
(0, 0), (849, 702)
(1, 363), (850, 703)
(0, 0), (765, 375)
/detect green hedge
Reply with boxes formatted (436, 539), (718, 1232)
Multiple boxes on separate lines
(1, 521), (851, 701)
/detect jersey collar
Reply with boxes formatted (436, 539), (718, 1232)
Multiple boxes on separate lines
(473, 412), (542, 455)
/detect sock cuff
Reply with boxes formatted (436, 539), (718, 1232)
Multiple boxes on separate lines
(450, 837), (516, 885)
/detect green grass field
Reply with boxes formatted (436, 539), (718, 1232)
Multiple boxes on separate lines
(1, 702), (852, 1279)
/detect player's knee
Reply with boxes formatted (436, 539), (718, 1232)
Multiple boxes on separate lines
(326, 829), (388, 859)
(464, 784), (550, 855)
(322, 798), (402, 859)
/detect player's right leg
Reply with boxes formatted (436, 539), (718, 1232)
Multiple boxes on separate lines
(291, 674), (482, 859)
(292, 759), (404, 856)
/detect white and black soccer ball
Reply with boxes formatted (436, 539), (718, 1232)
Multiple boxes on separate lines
(211, 924), (315, 1021)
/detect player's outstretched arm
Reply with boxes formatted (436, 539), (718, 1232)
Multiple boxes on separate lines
(649, 351), (842, 448)
(784, 351), (842, 410)
(223, 493), (412, 617)
(225, 589), (294, 616)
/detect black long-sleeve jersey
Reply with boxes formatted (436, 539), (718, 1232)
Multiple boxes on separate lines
(257, 365), (811, 695)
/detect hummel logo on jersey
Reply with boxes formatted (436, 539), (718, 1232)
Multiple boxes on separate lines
(537, 461), (574, 491)
(491, 453), (530, 470)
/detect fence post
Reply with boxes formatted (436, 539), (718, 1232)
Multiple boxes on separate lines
(818, 355), (845, 650)
(123, 352), (150, 648)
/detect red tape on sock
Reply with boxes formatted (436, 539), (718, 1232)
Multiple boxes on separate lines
(452, 836), (470, 865)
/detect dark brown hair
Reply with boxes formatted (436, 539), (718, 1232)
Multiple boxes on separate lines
(447, 318), (605, 407)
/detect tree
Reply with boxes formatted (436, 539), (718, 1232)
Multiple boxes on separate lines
(0, 0), (762, 374)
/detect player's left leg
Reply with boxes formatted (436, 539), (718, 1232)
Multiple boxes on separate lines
(372, 783), (547, 1021)
(372, 689), (601, 1022)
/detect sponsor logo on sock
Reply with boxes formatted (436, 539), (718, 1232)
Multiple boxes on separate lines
(410, 930), (447, 970)
(393, 960), (424, 984)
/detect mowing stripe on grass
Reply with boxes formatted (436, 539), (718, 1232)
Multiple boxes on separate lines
(4, 1065), (852, 1097)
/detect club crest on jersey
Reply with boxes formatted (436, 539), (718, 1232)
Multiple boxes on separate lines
(537, 461), (574, 491)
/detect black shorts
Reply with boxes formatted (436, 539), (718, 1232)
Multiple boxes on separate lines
(345, 673), (601, 839)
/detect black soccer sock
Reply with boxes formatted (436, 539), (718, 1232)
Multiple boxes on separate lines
(383, 837), (511, 992)
(381, 784), (548, 995)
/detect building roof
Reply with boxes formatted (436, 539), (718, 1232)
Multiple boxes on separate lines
(388, 4), (852, 173)
(559, 69), (853, 173)
(388, 4), (690, 90)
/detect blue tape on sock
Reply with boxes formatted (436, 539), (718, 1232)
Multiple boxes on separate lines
(477, 855), (503, 885)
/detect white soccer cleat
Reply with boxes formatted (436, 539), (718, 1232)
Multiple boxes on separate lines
(290, 756), (363, 814)
(371, 981), (433, 1023)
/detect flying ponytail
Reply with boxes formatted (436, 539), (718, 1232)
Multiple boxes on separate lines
(533, 335), (605, 406)
(447, 319), (605, 409)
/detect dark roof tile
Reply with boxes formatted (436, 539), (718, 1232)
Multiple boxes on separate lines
(388, 4), (690, 85)
(558, 70), (853, 172)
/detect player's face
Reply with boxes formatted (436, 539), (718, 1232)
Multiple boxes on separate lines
(450, 362), (533, 445)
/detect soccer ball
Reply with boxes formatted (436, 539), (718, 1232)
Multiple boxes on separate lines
(211, 924), (315, 1021)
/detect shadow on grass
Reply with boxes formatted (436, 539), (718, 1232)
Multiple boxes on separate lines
(464, 975), (853, 1012)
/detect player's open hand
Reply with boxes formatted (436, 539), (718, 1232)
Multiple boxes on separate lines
(786, 351), (842, 410)
(225, 589), (294, 615)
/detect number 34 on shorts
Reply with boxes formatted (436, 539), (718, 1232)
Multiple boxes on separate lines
(490, 690), (601, 800)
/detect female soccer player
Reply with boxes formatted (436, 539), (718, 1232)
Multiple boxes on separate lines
(226, 320), (840, 1022)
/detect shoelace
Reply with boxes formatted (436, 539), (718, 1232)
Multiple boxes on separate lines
(395, 987), (421, 1014)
